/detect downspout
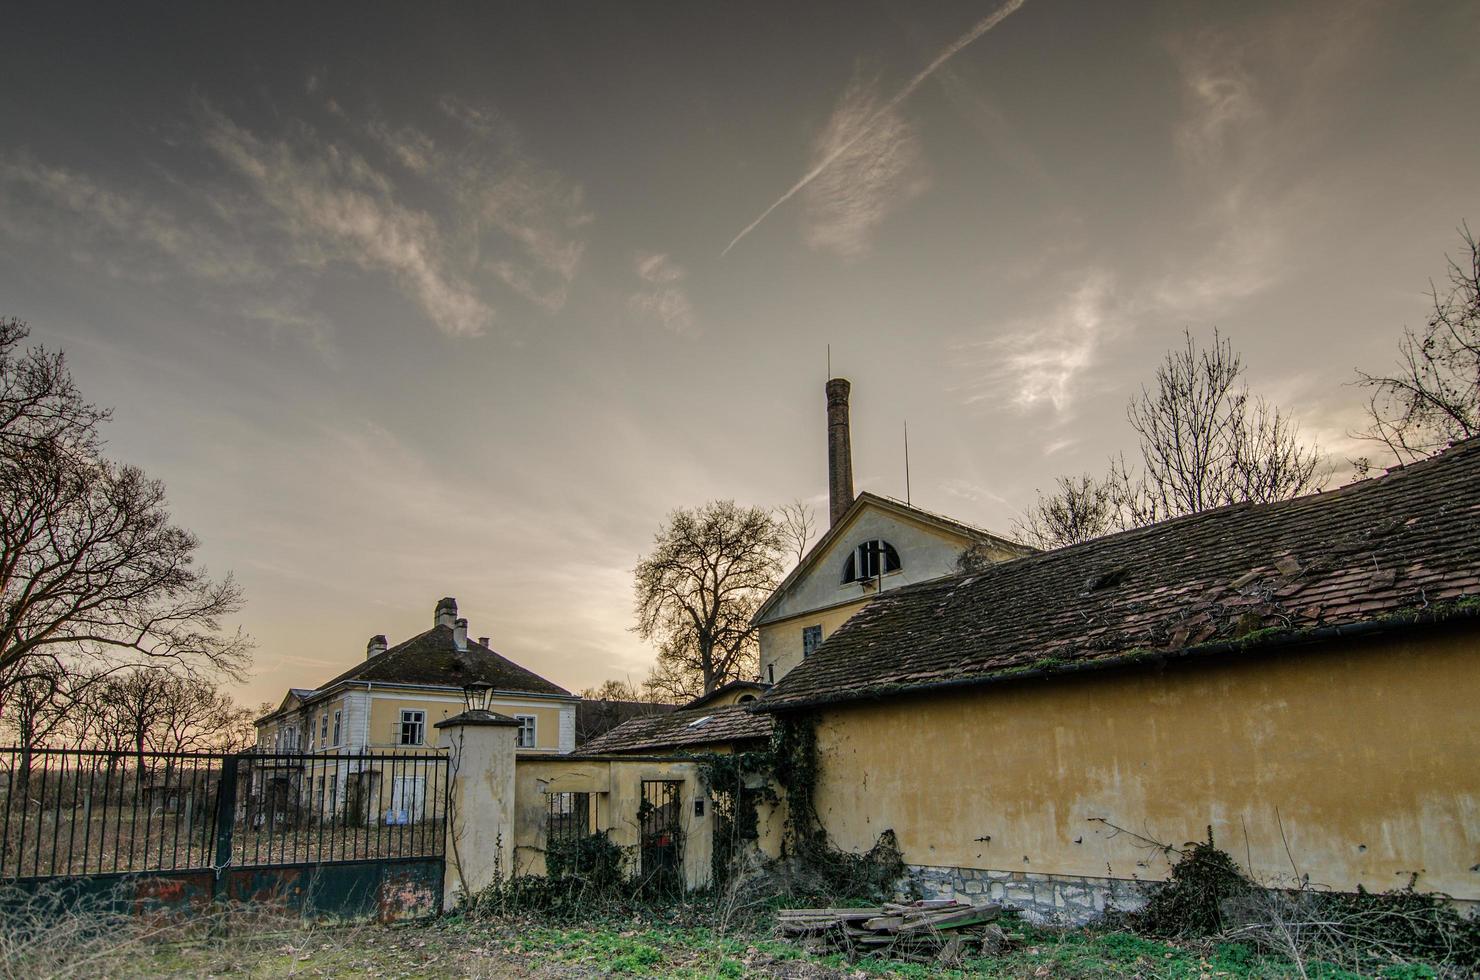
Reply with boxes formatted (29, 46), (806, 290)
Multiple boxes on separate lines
(362, 681), (373, 752)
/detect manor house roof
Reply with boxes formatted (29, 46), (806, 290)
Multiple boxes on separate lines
(317, 624), (573, 699)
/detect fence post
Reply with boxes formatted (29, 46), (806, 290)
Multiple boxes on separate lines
(435, 711), (519, 908)
(212, 754), (240, 880)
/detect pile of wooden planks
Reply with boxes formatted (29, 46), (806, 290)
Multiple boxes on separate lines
(778, 899), (1002, 960)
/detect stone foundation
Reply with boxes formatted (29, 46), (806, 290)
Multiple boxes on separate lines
(907, 864), (1156, 926)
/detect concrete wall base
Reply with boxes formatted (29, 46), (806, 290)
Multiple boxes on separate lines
(906, 864), (1156, 926)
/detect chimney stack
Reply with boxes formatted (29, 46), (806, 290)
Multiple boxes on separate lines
(435, 597), (458, 629)
(477, 636), (490, 648)
(366, 634), (387, 659)
(826, 378), (855, 527)
(453, 617), (469, 652)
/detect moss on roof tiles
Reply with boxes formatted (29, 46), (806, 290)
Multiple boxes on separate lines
(759, 437), (1480, 711)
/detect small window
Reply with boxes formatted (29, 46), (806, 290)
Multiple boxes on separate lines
(308, 725), (315, 751)
(802, 625), (823, 658)
(842, 540), (901, 583)
(515, 714), (537, 748)
(320, 713), (329, 746)
(399, 709), (426, 746)
(332, 710), (342, 747)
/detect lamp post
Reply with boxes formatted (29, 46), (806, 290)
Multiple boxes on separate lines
(462, 680), (494, 713)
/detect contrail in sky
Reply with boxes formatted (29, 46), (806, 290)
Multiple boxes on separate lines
(721, 0), (1027, 257)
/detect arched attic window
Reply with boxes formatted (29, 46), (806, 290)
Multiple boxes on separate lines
(841, 540), (901, 583)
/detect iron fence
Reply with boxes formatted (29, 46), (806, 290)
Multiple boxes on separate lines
(0, 746), (448, 880)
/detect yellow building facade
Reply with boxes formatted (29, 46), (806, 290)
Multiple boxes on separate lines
(755, 492), (1027, 685)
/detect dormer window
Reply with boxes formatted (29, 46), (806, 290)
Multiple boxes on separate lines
(842, 540), (901, 583)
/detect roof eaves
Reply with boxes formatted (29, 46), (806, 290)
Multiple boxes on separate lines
(752, 598), (1480, 714)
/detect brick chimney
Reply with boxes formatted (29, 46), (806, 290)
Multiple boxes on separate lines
(453, 617), (469, 652)
(435, 597), (458, 629)
(826, 378), (855, 527)
(477, 636), (490, 648)
(366, 634), (387, 658)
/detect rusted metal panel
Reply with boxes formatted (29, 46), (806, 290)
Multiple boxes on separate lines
(221, 865), (305, 916)
(129, 872), (214, 918)
(377, 860), (443, 922)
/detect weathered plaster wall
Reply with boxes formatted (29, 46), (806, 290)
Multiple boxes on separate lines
(807, 628), (1480, 906)
(762, 508), (974, 627)
(438, 720), (518, 904)
(368, 692), (567, 750)
(759, 600), (870, 686)
(758, 505), (1021, 684)
(513, 756), (714, 890)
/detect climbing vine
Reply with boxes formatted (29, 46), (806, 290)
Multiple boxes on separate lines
(696, 749), (776, 887)
(767, 714), (906, 901)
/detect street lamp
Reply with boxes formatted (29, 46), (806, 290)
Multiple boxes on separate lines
(462, 680), (494, 713)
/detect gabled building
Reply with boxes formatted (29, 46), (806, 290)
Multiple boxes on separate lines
(256, 597), (578, 756)
(755, 379), (1030, 685)
(755, 437), (1480, 921)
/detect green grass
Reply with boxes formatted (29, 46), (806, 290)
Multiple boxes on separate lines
(27, 911), (1446, 978)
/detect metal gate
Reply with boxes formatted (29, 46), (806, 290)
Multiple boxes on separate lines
(0, 746), (448, 922)
(638, 779), (684, 890)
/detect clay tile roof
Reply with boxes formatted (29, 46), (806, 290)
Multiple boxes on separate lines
(576, 703), (773, 755)
(315, 625), (572, 698)
(757, 438), (1480, 712)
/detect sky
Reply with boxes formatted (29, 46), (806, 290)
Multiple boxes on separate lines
(3, 1), (1478, 709)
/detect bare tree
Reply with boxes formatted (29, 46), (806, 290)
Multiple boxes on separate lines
(1125, 329), (1322, 523)
(775, 498), (818, 566)
(1017, 331), (1323, 549)
(1007, 472), (1125, 553)
(84, 669), (255, 762)
(0, 319), (248, 711)
(579, 678), (670, 704)
(632, 500), (784, 698)
(1356, 224), (1480, 467)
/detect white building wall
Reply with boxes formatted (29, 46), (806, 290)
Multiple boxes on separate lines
(761, 507), (973, 625)
(558, 703), (576, 753)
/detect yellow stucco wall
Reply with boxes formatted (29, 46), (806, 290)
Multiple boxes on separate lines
(806, 628), (1479, 899)
(513, 756), (714, 890)
(696, 688), (765, 708)
(758, 600), (872, 686)
(367, 693), (564, 751)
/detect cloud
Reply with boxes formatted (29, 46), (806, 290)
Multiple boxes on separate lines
(802, 75), (929, 258)
(1171, 37), (1263, 169)
(365, 119), (437, 175)
(200, 105), (494, 337)
(627, 252), (694, 333)
(722, 0), (1026, 255)
(0, 155), (263, 284)
(958, 269), (1119, 415)
(438, 95), (594, 315)
(238, 300), (340, 368)
(1154, 7), (1380, 315)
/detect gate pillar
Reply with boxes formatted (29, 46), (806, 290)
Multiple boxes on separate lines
(435, 709), (519, 907)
